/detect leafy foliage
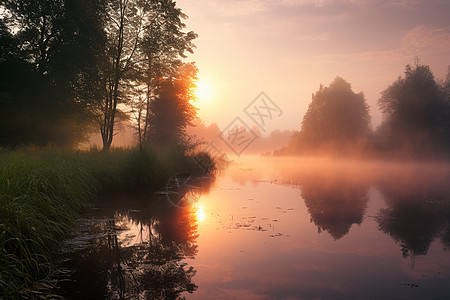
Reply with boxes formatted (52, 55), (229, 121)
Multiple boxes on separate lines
(148, 63), (198, 148)
(0, 0), (198, 150)
(377, 63), (450, 157)
(285, 77), (371, 155)
(0, 0), (106, 148)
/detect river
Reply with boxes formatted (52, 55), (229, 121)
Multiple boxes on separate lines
(53, 157), (450, 299)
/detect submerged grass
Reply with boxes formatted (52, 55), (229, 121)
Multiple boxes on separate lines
(0, 146), (213, 298)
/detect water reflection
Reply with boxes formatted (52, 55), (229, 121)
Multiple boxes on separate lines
(55, 158), (450, 299)
(193, 159), (450, 299)
(375, 171), (450, 264)
(300, 173), (369, 240)
(256, 159), (371, 240)
(55, 176), (214, 299)
(252, 158), (450, 252)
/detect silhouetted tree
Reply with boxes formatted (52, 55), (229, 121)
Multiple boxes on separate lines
(0, 0), (104, 147)
(0, 0), (197, 149)
(443, 66), (450, 145)
(82, 0), (197, 150)
(289, 77), (371, 154)
(131, 0), (197, 149)
(1, 0), (64, 73)
(91, 0), (145, 150)
(377, 62), (450, 157)
(148, 62), (198, 148)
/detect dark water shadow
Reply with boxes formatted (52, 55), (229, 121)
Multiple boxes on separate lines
(52, 176), (215, 299)
(266, 159), (450, 252)
(375, 169), (450, 265)
(300, 173), (369, 240)
(273, 162), (370, 240)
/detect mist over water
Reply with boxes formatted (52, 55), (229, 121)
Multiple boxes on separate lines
(227, 156), (450, 244)
(53, 156), (450, 299)
(191, 156), (450, 299)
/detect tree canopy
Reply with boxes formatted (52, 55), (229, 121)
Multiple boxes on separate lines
(377, 63), (450, 157)
(0, 0), (198, 149)
(0, 0), (105, 148)
(286, 77), (371, 154)
(148, 62), (198, 147)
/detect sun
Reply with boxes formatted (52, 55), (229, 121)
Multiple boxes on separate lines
(194, 206), (206, 222)
(195, 78), (212, 104)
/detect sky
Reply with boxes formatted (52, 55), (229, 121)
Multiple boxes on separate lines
(176, 0), (450, 134)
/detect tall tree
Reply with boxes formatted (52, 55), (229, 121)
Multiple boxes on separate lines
(291, 77), (371, 153)
(94, 0), (145, 150)
(0, 0), (197, 149)
(148, 62), (198, 147)
(1, 0), (64, 73)
(378, 62), (449, 156)
(0, 0), (105, 147)
(92, 0), (196, 150)
(130, 0), (197, 149)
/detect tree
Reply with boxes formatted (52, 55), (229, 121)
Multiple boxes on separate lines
(130, 0), (197, 149)
(91, 0), (144, 150)
(291, 77), (371, 154)
(83, 0), (197, 150)
(0, 0), (105, 147)
(378, 62), (450, 157)
(1, 0), (65, 73)
(0, 0), (197, 149)
(148, 62), (198, 147)
(443, 66), (450, 145)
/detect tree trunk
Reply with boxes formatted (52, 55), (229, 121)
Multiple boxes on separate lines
(101, 0), (126, 151)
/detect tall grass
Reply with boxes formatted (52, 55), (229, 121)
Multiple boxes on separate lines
(0, 146), (214, 298)
(0, 151), (96, 297)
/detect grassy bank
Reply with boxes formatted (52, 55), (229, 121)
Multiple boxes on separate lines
(0, 147), (213, 298)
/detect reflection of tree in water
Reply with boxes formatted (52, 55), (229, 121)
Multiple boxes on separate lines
(119, 199), (200, 299)
(300, 174), (369, 240)
(56, 178), (213, 299)
(376, 177), (450, 265)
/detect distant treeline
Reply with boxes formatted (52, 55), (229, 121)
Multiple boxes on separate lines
(0, 0), (198, 150)
(276, 62), (450, 159)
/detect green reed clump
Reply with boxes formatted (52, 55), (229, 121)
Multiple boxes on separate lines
(0, 146), (216, 297)
(77, 147), (171, 191)
(77, 146), (215, 192)
(0, 151), (96, 297)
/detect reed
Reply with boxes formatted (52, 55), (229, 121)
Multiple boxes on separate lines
(0, 147), (215, 297)
(0, 151), (96, 297)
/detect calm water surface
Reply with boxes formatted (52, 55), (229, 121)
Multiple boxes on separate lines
(54, 157), (450, 299)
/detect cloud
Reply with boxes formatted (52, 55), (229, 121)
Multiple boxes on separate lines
(183, 0), (441, 20)
(294, 33), (331, 42)
(279, 0), (335, 7)
(202, 0), (269, 17)
(378, 0), (421, 10)
(193, 0), (355, 18)
(278, 0), (432, 10)
(313, 25), (450, 63)
(401, 25), (450, 55)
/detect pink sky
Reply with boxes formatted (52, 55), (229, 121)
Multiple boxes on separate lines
(177, 0), (450, 134)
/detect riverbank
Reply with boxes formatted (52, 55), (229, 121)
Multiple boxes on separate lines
(0, 147), (213, 298)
